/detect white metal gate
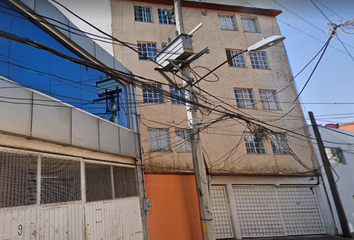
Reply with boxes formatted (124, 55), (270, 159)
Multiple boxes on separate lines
(210, 186), (233, 239)
(232, 185), (326, 238)
(0, 147), (143, 240)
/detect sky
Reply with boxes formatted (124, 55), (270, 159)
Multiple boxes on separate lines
(53, 0), (354, 125)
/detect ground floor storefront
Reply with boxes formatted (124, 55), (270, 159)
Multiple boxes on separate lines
(145, 174), (336, 240)
(0, 146), (143, 240)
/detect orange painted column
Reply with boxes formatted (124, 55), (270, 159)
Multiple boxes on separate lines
(145, 174), (203, 240)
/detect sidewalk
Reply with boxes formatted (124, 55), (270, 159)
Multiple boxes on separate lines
(246, 235), (351, 240)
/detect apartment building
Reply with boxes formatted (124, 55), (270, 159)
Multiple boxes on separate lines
(110, 0), (336, 239)
(0, 0), (144, 239)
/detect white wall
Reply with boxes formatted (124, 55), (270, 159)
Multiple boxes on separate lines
(309, 126), (354, 235)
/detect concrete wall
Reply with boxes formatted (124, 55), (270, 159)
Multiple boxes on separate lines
(0, 76), (139, 160)
(310, 126), (354, 235)
(111, 0), (318, 175)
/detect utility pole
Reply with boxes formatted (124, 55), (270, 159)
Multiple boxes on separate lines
(309, 111), (351, 237)
(174, 1), (216, 239)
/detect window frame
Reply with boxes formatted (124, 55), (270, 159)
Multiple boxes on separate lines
(175, 129), (192, 152)
(234, 88), (256, 109)
(226, 49), (246, 68)
(142, 83), (164, 104)
(241, 16), (260, 33)
(259, 89), (280, 110)
(249, 51), (270, 70)
(218, 14), (238, 31)
(147, 128), (172, 152)
(134, 5), (153, 22)
(270, 133), (291, 155)
(243, 132), (267, 154)
(158, 7), (174, 24)
(137, 42), (157, 61)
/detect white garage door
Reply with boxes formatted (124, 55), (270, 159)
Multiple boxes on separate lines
(232, 186), (326, 238)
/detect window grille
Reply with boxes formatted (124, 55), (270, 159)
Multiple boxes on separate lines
(113, 166), (138, 198)
(241, 16), (260, 33)
(85, 163), (112, 202)
(175, 129), (192, 152)
(158, 8), (174, 24)
(0, 151), (37, 208)
(234, 89), (256, 109)
(270, 133), (291, 155)
(243, 132), (266, 154)
(134, 5), (153, 22)
(142, 83), (164, 104)
(249, 51), (269, 69)
(218, 14), (237, 30)
(169, 86), (185, 105)
(138, 42), (157, 61)
(41, 157), (81, 204)
(226, 49), (246, 68)
(147, 128), (172, 152)
(259, 90), (280, 110)
(211, 185), (234, 238)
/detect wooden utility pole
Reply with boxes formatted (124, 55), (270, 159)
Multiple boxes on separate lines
(174, 0), (216, 239)
(309, 111), (351, 237)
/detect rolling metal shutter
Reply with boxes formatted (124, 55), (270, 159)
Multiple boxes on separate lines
(232, 185), (326, 238)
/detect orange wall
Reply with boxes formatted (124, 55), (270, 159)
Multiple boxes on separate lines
(339, 122), (354, 132)
(145, 174), (202, 240)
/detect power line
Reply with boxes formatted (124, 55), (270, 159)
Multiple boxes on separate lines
(293, 30), (335, 102)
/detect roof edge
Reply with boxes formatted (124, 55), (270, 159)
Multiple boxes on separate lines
(125, 0), (282, 17)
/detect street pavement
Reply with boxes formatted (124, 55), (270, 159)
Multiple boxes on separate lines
(246, 235), (352, 240)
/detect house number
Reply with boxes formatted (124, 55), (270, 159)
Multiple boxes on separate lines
(18, 224), (22, 236)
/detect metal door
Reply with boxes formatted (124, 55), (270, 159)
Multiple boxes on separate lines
(232, 185), (326, 238)
(210, 185), (234, 239)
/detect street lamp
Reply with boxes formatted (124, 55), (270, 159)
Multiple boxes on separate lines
(247, 35), (285, 51)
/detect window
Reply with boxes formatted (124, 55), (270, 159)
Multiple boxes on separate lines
(175, 129), (192, 152)
(234, 88), (255, 109)
(113, 166), (138, 198)
(325, 147), (345, 164)
(41, 157), (81, 204)
(0, 151), (37, 208)
(169, 86), (185, 104)
(241, 16), (260, 33)
(226, 49), (245, 68)
(259, 90), (280, 110)
(85, 163), (112, 202)
(142, 83), (164, 104)
(158, 8), (174, 24)
(249, 51), (269, 69)
(218, 14), (237, 30)
(138, 42), (157, 61)
(134, 5), (153, 22)
(243, 133), (266, 154)
(147, 129), (172, 152)
(270, 133), (291, 154)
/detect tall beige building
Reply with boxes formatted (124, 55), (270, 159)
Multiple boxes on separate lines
(110, 0), (336, 239)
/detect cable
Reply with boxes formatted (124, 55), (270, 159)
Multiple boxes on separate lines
(293, 30), (335, 102)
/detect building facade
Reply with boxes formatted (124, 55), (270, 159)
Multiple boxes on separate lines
(310, 126), (354, 237)
(0, 0), (145, 239)
(110, 0), (336, 239)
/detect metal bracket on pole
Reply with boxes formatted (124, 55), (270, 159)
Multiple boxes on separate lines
(169, 60), (194, 84)
(182, 47), (209, 68)
(155, 68), (181, 89)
